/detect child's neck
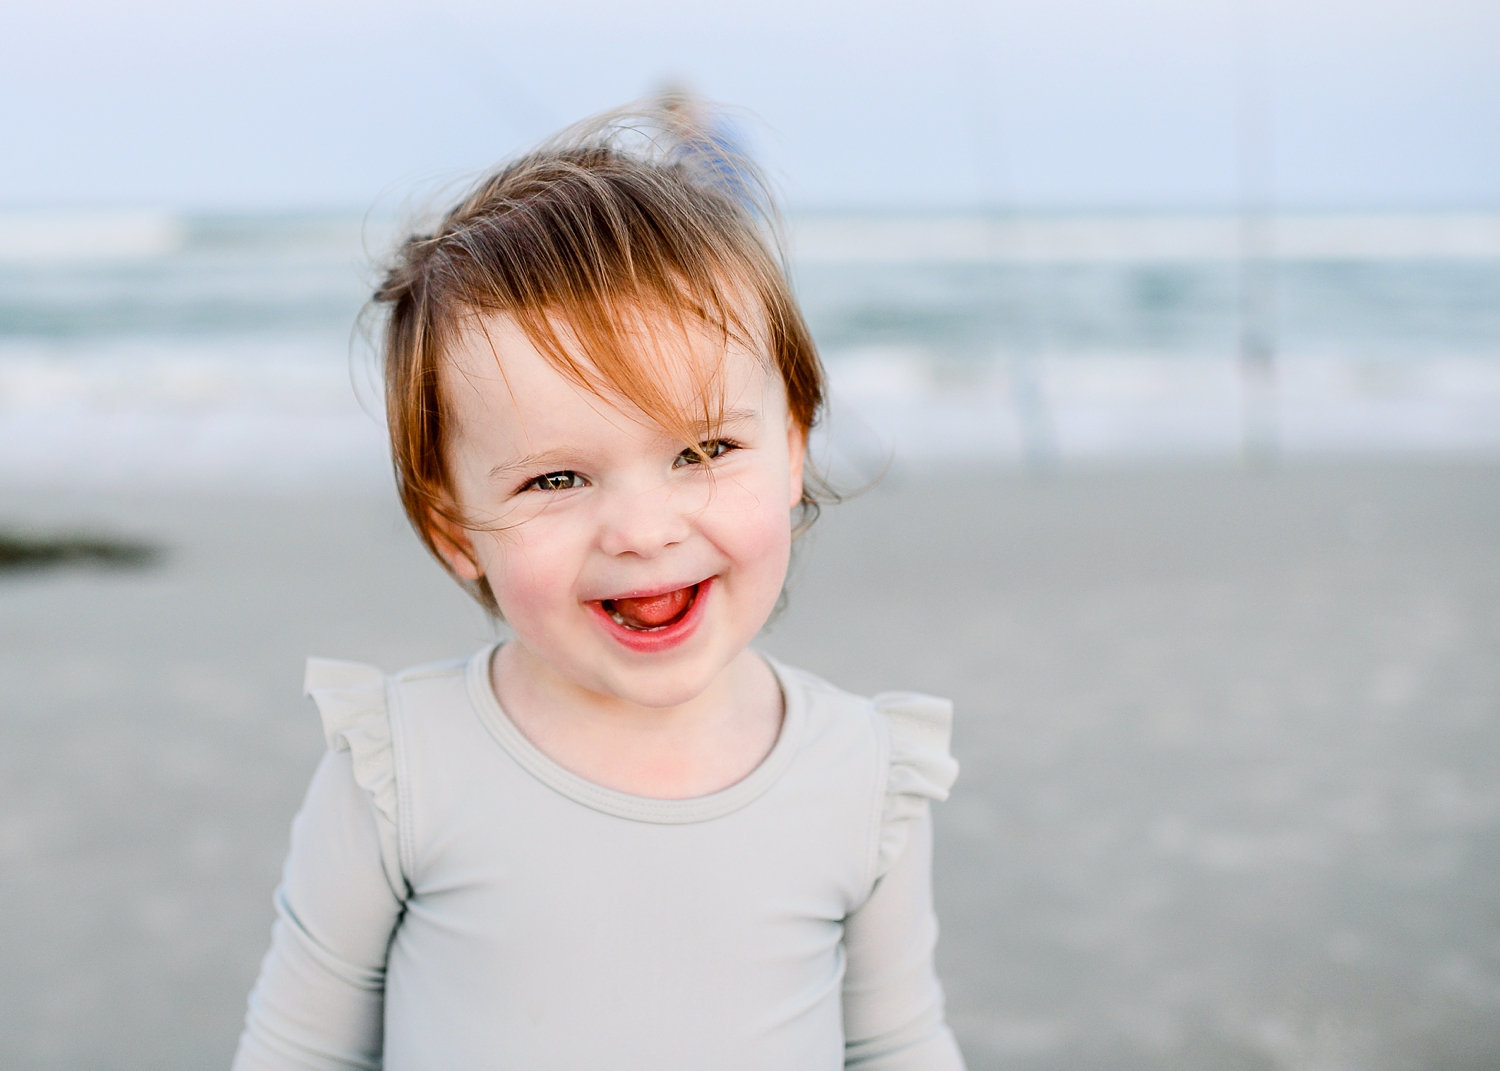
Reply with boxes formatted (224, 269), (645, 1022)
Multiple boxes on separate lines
(489, 643), (784, 800)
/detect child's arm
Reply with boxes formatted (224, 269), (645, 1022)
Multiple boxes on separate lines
(841, 806), (966, 1069)
(233, 745), (406, 1070)
(841, 690), (965, 1070)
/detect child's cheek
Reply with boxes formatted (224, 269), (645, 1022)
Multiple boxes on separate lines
(484, 526), (576, 615)
(721, 478), (795, 566)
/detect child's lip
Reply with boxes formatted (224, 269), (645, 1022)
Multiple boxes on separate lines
(591, 577), (710, 603)
(588, 577), (713, 649)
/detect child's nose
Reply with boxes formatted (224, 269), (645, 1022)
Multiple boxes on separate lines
(596, 479), (691, 558)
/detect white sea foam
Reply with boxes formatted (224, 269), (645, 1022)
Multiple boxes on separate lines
(0, 340), (390, 489)
(820, 346), (1500, 471)
(790, 213), (1500, 264)
(9, 340), (1492, 491)
(0, 210), (189, 264)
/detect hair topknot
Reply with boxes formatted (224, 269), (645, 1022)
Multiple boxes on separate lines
(370, 104), (826, 612)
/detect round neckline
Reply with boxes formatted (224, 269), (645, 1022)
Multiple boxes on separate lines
(464, 644), (805, 824)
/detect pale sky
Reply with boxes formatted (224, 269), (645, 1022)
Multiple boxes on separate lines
(2, 0), (1496, 211)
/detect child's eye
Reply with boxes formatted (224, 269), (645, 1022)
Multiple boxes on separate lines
(674, 439), (737, 467)
(523, 471), (583, 492)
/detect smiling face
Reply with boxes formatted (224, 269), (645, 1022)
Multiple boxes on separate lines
(431, 309), (806, 717)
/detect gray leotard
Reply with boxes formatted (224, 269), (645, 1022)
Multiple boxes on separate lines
(234, 646), (963, 1069)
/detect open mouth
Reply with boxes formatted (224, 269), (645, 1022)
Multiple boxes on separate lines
(599, 581), (703, 633)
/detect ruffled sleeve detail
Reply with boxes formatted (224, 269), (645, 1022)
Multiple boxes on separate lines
(873, 692), (959, 880)
(303, 658), (405, 895)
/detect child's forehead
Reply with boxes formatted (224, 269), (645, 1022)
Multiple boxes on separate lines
(441, 305), (777, 424)
(449, 301), (767, 380)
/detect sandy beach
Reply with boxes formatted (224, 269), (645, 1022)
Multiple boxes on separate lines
(2, 460), (1497, 1069)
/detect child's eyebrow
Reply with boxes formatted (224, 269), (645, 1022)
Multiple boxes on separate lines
(487, 451), (578, 482)
(699, 407), (761, 430)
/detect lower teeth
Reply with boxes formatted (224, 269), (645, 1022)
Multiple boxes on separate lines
(608, 609), (660, 631)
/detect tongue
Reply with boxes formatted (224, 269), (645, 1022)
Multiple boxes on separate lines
(610, 586), (693, 629)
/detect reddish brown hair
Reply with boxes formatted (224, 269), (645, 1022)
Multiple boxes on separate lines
(370, 109), (826, 610)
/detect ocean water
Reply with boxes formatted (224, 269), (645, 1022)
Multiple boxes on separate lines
(2, 210), (1498, 488)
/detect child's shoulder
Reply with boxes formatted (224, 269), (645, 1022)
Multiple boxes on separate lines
(301, 649), (471, 694)
(297, 647), (497, 884)
(301, 649), (478, 737)
(767, 657), (958, 772)
(300, 647), (487, 775)
(768, 657), (960, 884)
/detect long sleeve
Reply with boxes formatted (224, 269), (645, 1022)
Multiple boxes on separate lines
(841, 807), (965, 1070)
(840, 689), (964, 1070)
(233, 747), (406, 1070)
(234, 655), (408, 1070)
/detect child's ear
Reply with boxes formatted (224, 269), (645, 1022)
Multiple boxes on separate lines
(426, 508), (484, 583)
(786, 418), (808, 511)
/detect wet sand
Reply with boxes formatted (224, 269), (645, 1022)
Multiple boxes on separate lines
(2, 461), (1497, 1069)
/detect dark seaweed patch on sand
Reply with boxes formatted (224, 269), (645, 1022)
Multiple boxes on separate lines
(0, 530), (162, 572)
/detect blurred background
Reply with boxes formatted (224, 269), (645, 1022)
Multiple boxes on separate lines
(1, 1), (1497, 1068)
(3, 0), (1499, 482)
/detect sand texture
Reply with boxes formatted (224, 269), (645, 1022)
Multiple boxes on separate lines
(2, 462), (1497, 1069)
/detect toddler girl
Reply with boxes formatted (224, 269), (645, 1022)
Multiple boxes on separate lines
(234, 109), (963, 1070)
